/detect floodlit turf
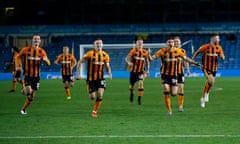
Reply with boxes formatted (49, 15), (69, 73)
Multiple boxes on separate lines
(0, 77), (240, 144)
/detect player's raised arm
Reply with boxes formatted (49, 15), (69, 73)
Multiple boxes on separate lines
(148, 48), (154, 61)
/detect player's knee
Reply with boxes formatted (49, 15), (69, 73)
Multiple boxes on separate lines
(89, 93), (96, 100)
(208, 80), (214, 85)
(171, 89), (178, 96)
(178, 87), (184, 93)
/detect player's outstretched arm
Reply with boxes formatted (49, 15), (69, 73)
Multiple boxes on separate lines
(76, 58), (85, 80)
(183, 56), (201, 67)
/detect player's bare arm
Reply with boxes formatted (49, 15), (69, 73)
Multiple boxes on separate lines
(76, 58), (85, 80)
(183, 56), (201, 67)
(125, 55), (133, 66)
(148, 48), (156, 61)
(106, 63), (112, 80)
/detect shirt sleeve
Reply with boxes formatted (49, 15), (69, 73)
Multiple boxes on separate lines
(15, 47), (26, 67)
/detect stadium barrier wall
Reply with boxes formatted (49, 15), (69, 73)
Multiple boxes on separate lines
(0, 69), (240, 80)
(0, 22), (240, 35)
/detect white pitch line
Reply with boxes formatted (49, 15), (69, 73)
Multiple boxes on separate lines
(0, 135), (240, 139)
(212, 87), (223, 91)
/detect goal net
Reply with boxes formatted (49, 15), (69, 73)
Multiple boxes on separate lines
(79, 40), (193, 78)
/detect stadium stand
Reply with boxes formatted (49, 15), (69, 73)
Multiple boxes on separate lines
(0, 23), (240, 72)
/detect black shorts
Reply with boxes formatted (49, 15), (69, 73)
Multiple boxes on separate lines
(129, 72), (144, 85)
(62, 75), (74, 83)
(177, 74), (185, 84)
(14, 70), (21, 78)
(87, 79), (106, 93)
(24, 76), (40, 90)
(203, 69), (217, 77)
(161, 74), (177, 86)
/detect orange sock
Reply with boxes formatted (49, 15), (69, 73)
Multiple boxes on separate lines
(164, 92), (172, 112)
(64, 87), (70, 96)
(12, 81), (16, 90)
(93, 99), (102, 112)
(178, 93), (184, 108)
(22, 98), (32, 110)
(138, 88), (144, 97)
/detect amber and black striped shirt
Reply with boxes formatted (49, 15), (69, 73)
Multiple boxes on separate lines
(195, 44), (225, 72)
(154, 47), (185, 77)
(55, 53), (76, 76)
(83, 49), (110, 81)
(128, 48), (149, 73)
(15, 46), (50, 77)
(176, 48), (187, 75)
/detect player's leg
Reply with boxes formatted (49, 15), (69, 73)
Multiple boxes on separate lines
(92, 80), (106, 117)
(66, 77), (74, 99)
(200, 70), (215, 107)
(92, 89), (104, 117)
(178, 83), (184, 112)
(161, 75), (172, 115)
(204, 74), (215, 102)
(21, 90), (35, 115)
(70, 75), (74, 87)
(177, 75), (185, 112)
(137, 78), (144, 105)
(163, 84), (172, 115)
(129, 73), (136, 103)
(62, 76), (71, 99)
(9, 72), (17, 92)
(64, 84), (71, 99)
(16, 71), (25, 88)
(21, 77), (32, 96)
(87, 81), (96, 100)
(17, 78), (25, 89)
(20, 77), (38, 115)
(200, 70), (209, 107)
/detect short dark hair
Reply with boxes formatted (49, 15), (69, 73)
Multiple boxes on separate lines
(211, 33), (219, 38)
(95, 38), (102, 41)
(166, 36), (175, 42)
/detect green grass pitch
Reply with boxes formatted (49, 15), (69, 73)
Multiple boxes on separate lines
(0, 77), (240, 144)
